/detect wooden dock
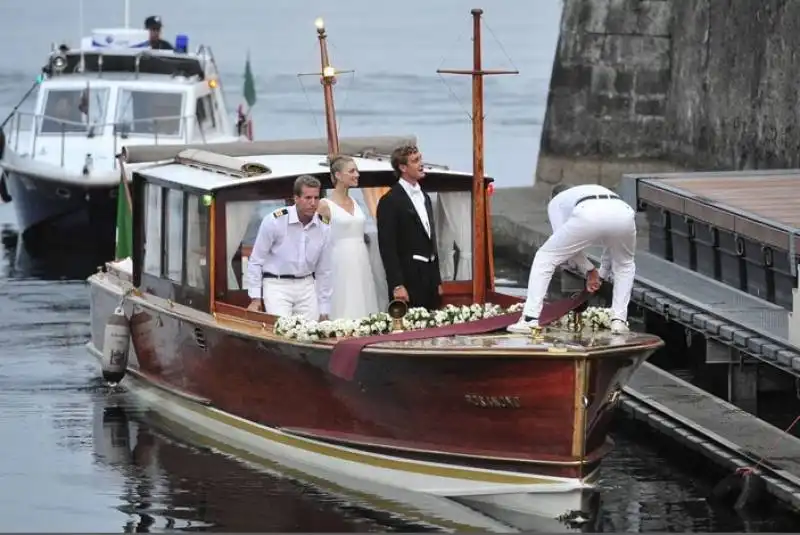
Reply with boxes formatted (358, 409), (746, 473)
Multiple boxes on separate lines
(621, 362), (800, 511)
(619, 169), (800, 310)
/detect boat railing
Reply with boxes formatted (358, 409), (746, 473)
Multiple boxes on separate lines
(7, 110), (210, 168)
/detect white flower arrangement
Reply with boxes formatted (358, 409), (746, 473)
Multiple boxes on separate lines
(275, 302), (525, 341)
(553, 306), (615, 332)
(273, 301), (616, 341)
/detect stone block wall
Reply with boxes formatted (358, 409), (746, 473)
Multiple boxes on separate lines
(537, 0), (800, 194)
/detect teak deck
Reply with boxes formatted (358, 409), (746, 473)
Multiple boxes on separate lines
(630, 169), (800, 310)
(637, 172), (800, 252)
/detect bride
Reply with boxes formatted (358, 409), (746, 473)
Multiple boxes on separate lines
(317, 155), (384, 320)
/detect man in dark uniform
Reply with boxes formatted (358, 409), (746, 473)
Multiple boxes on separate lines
(144, 16), (174, 50)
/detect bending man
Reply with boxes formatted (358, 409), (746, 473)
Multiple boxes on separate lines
(508, 183), (636, 334)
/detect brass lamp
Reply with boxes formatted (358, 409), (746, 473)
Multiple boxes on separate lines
(387, 300), (408, 333)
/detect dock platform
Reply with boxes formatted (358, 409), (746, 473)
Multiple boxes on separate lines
(621, 362), (800, 510)
(618, 169), (800, 311)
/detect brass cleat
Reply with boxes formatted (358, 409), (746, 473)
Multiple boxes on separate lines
(529, 324), (544, 342)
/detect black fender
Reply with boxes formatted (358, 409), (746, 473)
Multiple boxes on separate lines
(0, 128), (11, 203)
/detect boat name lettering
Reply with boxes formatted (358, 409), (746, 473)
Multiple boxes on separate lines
(464, 394), (521, 409)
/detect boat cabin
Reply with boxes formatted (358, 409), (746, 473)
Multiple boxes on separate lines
(6, 28), (230, 159)
(124, 141), (511, 320)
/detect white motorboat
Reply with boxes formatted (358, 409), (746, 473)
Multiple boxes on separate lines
(0, 25), (251, 257)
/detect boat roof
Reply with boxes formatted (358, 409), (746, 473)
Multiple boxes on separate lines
(39, 75), (201, 90)
(51, 48), (206, 80)
(138, 152), (478, 193)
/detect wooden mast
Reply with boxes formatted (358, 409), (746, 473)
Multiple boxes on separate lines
(315, 17), (340, 160)
(437, 8), (517, 304)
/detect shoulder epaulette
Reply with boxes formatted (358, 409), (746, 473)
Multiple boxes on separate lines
(320, 215), (330, 225)
(272, 207), (289, 218)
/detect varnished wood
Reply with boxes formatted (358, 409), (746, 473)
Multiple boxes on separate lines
(657, 175), (800, 228)
(316, 23), (339, 160)
(210, 199), (219, 310)
(437, 9), (518, 305)
(571, 359), (588, 458)
(486, 190), (495, 291)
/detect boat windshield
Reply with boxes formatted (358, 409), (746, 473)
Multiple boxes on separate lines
(39, 87), (111, 135)
(115, 89), (185, 137)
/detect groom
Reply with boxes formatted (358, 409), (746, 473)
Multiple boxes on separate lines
(376, 144), (442, 310)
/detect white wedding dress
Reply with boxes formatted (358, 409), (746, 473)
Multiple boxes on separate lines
(324, 199), (383, 320)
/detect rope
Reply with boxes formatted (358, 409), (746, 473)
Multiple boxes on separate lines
(736, 413), (800, 475)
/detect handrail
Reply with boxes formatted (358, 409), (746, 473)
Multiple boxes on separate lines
(6, 110), (220, 169)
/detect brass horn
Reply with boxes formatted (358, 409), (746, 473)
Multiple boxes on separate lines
(387, 299), (408, 333)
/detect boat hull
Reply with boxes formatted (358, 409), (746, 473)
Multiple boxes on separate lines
(87, 359), (599, 531)
(87, 269), (660, 527)
(3, 168), (117, 256)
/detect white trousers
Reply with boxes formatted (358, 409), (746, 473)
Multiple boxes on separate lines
(262, 278), (318, 321)
(522, 198), (636, 322)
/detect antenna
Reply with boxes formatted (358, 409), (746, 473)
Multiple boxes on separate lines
(124, 0), (130, 28)
(437, 8), (518, 305)
(79, 0), (86, 72)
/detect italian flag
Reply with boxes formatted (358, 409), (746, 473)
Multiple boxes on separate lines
(114, 172), (133, 260)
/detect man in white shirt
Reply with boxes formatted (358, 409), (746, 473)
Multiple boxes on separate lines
(507, 183), (637, 334)
(245, 175), (333, 321)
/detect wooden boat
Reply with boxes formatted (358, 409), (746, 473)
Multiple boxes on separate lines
(85, 9), (664, 531)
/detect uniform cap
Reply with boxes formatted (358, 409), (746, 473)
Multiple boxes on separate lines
(144, 16), (162, 30)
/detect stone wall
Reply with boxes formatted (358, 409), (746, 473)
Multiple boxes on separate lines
(668, 0), (800, 170)
(537, 0), (800, 194)
(536, 0), (681, 194)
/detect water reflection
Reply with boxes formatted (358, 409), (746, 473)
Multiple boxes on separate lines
(92, 390), (490, 533)
(1, 225), (104, 280)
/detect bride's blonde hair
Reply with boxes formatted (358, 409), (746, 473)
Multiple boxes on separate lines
(329, 155), (355, 185)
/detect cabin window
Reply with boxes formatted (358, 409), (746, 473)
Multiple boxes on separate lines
(39, 87), (110, 134)
(165, 189), (184, 282)
(186, 193), (210, 291)
(433, 191), (474, 281)
(227, 200), (283, 291)
(115, 89), (185, 137)
(320, 187), (474, 284)
(196, 96), (216, 129)
(143, 183), (163, 277)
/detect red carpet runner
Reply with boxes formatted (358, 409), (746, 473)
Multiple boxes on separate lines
(327, 291), (589, 381)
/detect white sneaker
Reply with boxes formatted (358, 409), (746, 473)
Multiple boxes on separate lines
(507, 316), (539, 334)
(610, 319), (629, 333)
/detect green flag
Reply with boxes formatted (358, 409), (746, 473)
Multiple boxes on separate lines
(243, 52), (256, 109)
(115, 177), (133, 260)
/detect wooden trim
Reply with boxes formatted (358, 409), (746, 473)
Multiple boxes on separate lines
(571, 359), (589, 458)
(282, 426), (600, 466)
(486, 190), (495, 292)
(209, 199), (217, 312)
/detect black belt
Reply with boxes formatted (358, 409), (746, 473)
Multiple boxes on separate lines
(262, 272), (314, 280)
(575, 193), (620, 206)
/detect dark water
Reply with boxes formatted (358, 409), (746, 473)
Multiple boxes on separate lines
(1, 227), (800, 532)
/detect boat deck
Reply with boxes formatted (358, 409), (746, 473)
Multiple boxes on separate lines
(620, 169), (800, 310)
(214, 311), (662, 357)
